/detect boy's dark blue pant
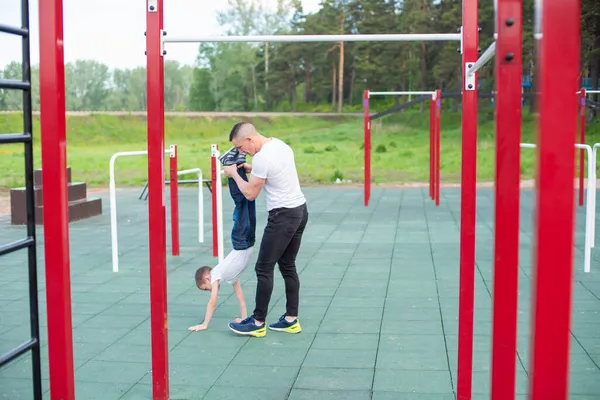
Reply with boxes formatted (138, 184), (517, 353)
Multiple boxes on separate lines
(228, 167), (256, 251)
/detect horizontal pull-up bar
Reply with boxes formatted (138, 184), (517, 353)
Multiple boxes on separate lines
(467, 41), (496, 76)
(368, 91), (435, 97)
(162, 33), (462, 44)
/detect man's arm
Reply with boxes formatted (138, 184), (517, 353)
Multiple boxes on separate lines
(188, 281), (220, 331)
(225, 167), (265, 201)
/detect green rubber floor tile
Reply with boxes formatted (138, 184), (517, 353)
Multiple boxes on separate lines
(93, 343), (152, 363)
(82, 314), (148, 330)
(324, 306), (383, 321)
(169, 344), (240, 365)
(120, 383), (208, 400)
(72, 326), (132, 344)
(318, 317), (382, 334)
(373, 369), (453, 393)
(74, 382), (135, 399)
(376, 349), (449, 370)
(231, 346), (306, 367)
(330, 296), (385, 308)
(70, 301), (113, 315)
(383, 306), (441, 321)
(139, 363), (227, 386)
(0, 378), (50, 400)
(242, 332), (315, 351)
(381, 319), (443, 335)
(203, 385), (290, 400)
(214, 365), (299, 388)
(372, 393), (456, 400)
(101, 302), (150, 316)
(75, 360), (150, 384)
(303, 348), (377, 369)
(294, 367), (374, 391)
(311, 333), (379, 350)
(288, 389), (371, 400)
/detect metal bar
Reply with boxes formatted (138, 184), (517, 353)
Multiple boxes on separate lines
(39, 0), (75, 397)
(580, 89), (586, 207)
(163, 33), (462, 44)
(20, 0), (42, 396)
(169, 145), (180, 256)
(146, 0), (170, 396)
(370, 95), (430, 120)
(435, 89), (441, 206)
(456, 0), (479, 398)
(429, 96), (434, 201)
(0, 338), (38, 367)
(490, 0), (522, 397)
(0, 78), (30, 90)
(369, 91), (435, 96)
(0, 133), (32, 144)
(0, 237), (35, 257)
(176, 168), (204, 244)
(211, 147), (219, 256)
(467, 41), (496, 76)
(529, 0), (579, 396)
(363, 90), (370, 207)
(0, 23), (28, 36)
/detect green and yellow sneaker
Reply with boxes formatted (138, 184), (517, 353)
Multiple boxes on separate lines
(268, 315), (302, 333)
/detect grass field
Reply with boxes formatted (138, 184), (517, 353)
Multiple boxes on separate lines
(1, 107), (599, 189)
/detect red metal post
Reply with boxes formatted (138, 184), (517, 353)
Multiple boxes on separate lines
(146, 0), (170, 398)
(529, 0), (579, 398)
(430, 95), (435, 201)
(211, 148), (219, 257)
(38, 0), (75, 398)
(457, 1), (479, 398)
(435, 89), (441, 206)
(169, 145), (180, 256)
(579, 89), (586, 207)
(363, 90), (371, 206)
(490, 0), (522, 398)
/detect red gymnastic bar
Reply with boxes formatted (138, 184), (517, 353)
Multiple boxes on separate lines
(363, 90), (371, 207)
(169, 144), (180, 256)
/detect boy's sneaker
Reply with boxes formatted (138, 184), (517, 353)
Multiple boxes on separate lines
(219, 146), (246, 166)
(268, 315), (302, 333)
(228, 316), (266, 337)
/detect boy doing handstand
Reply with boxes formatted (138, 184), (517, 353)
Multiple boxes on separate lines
(188, 148), (256, 331)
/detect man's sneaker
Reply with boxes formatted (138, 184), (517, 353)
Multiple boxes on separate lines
(268, 315), (302, 333)
(228, 316), (266, 337)
(219, 146), (246, 166)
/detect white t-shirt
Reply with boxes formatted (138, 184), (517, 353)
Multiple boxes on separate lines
(210, 247), (254, 285)
(251, 138), (306, 211)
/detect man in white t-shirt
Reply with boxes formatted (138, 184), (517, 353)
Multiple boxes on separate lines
(222, 122), (308, 338)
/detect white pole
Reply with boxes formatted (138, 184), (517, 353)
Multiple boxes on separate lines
(591, 143), (600, 247)
(109, 148), (171, 273)
(176, 168), (204, 244)
(521, 142), (594, 272)
(162, 33), (462, 44)
(468, 41), (496, 76)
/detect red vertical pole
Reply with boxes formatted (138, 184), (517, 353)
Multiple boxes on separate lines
(457, 1), (478, 398)
(363, 90), (371, 206)
(579, 89), (586, 207)
(146, 0), (169, 399)
(429, 98), (435, 200)
(430, 96), (435, 201)
(435, 89), (441, 206)
(529, 0), (579, 398)
(211, 147), (219, 256)
(169, 145), (180, 256)
(490, 0), (522, 398)
(38, 0), (75, 398)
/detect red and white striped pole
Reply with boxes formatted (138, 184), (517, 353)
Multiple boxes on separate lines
(211, 145), (219, 258)
(169, 144), (179, 256)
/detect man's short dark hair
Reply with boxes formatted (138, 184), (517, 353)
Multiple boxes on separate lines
(229, 122), (249, 141)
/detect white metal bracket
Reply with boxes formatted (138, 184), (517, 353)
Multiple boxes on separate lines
(169, 144), (176, 158)
(160, 29), (166, 57)
(465, 62), (476, 91)
(148, 0), (157, 12)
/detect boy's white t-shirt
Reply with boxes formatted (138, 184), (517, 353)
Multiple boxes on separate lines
(210, 247), (254, 284)
(250, 138), (306, 211)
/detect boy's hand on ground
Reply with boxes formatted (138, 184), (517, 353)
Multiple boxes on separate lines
(188, 323), (208, 332)
(233, 318), (243, 323)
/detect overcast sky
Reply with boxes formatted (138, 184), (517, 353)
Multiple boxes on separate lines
(0, 0), (321, 70)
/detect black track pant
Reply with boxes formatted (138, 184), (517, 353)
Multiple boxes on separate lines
(253, 203), (308, 322)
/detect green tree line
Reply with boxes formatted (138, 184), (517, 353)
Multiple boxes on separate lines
(1, 0), (598, 112)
